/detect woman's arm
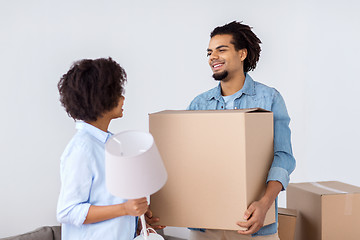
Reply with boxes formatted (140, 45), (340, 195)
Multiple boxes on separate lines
(83, 197), (148, 224)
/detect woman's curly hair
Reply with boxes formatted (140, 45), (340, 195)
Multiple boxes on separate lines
(211, 21), (262, 72)
(58, 57), (127, 122)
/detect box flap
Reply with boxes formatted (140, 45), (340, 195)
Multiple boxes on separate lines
(289, 181), (360, 196)
(278, 207), (297, 217)
(149, 108), (270, 115)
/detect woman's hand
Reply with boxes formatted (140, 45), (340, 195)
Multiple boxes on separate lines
(124, 197), (149, 216)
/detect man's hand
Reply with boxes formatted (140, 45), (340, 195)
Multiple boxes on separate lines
(236, 181), (283, 235)
(236, 199), (269, 235)
(137, 209), (166, 235)
(124, 197), (148, 216)
(144, 209), (166, 230)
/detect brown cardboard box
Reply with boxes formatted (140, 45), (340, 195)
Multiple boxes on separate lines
(287, 181), (360, 240)
(278, 207), (297, 240)
(149, 109), (275, 230)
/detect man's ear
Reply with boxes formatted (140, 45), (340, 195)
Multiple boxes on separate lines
(239, 48), (247, 61)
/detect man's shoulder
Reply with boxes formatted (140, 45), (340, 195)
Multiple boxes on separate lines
(252, 79), (280, 97)
(252, 78), (274, 91)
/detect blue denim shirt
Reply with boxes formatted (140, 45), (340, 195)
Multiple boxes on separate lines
(187, 73), (296, 236)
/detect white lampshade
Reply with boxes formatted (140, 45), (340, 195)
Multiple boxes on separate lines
(105, 130), (167, 199)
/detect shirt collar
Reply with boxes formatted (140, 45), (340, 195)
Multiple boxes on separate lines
(207, 73), (256, 101)
(241, 73), (256, 96)
(75, 121), (112, 143)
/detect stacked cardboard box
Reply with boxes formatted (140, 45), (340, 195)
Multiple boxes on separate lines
(149, 109), (275, 230)
(278, 207), (297, 240)
(287, 181), (360, 240)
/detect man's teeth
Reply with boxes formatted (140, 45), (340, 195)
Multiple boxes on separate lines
(214, 64), (223, 68)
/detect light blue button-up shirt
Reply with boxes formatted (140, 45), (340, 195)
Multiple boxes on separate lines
(57, 122), (137, 240)
(187, 73), (296, 236)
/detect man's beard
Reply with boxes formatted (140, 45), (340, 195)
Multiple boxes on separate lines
(212, 70), (229, 81)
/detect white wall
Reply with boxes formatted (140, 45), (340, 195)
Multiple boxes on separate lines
(1, 0), (359, 238)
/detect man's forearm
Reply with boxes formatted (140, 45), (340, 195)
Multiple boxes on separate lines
(260, 181), (283, 209)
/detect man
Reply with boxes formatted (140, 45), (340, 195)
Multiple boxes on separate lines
(187, 21), (295, 239)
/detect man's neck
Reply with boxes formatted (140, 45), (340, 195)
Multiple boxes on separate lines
(220, 73), (246, 96)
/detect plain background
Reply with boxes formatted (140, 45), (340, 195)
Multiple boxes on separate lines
(1, 0), (359, 238)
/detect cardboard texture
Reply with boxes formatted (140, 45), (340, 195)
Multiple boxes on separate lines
(287, 181), (360, 240)
(278, 207), (297, 240)
(149, 109), (275, 230)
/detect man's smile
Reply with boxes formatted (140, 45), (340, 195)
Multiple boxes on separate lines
(211, 61), (225, 71)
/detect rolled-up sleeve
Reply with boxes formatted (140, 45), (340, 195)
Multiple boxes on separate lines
(266, 90), (296, 190)
(57, 144), (93, 226)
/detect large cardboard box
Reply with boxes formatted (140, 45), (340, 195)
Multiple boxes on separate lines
(149, 109), (275, 230)
(287, 181), (360, 240)
(278, 207), (297, 240)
